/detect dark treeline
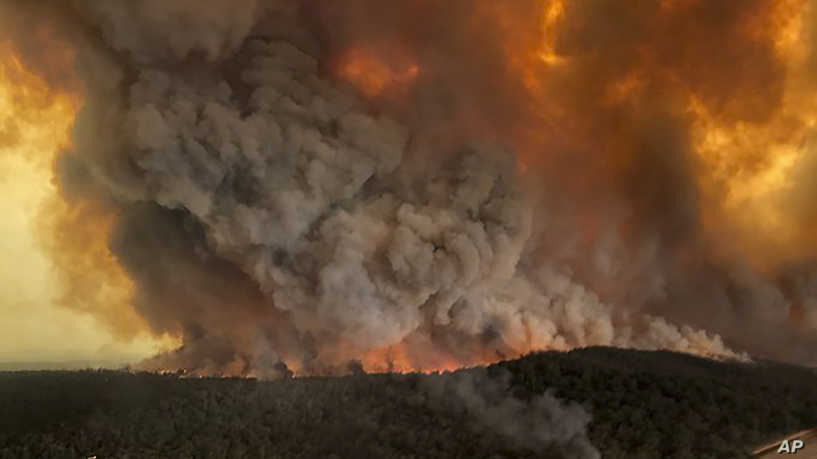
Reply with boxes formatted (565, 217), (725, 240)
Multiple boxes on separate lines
(1, 347), (816, 458)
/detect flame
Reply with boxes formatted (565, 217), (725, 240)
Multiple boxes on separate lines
(356, 344), (516, 375)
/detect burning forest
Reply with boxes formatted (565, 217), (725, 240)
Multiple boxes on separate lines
(3, 0), (817, 379)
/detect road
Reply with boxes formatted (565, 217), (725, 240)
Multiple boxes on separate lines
(754, 428), (817, 458)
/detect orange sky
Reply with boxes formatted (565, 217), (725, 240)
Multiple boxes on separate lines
(0, 43), (176, 365)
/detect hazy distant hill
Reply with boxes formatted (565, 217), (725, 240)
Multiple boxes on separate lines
(0, 361), (129, 372)
(1, 347), (815, 458)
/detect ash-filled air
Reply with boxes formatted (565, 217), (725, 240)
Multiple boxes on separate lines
(4, 0), (817, 376)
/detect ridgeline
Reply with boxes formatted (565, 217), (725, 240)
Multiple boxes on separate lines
(1, 347), (816, 458)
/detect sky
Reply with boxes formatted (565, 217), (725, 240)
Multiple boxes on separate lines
(0, 155), (169, 364)
(0, 49), (175, 365)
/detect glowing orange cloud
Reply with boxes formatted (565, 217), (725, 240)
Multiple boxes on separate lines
(336, 48), (420, 98)
(0, 38), (179, 362)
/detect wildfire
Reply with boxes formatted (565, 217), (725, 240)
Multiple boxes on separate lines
(359, 345), (481, 375)
(5, 0), (817, 377)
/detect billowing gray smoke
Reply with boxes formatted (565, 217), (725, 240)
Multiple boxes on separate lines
(8, 0), (817, 378)
(424, 368), (600, 459)
(69, 10), (738, 373)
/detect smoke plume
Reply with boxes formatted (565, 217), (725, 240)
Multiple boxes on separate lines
(424, 368), (600, 458)
(3, 0), (817, 375)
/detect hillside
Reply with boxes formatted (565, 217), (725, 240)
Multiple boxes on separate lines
(1, 347), (816, 458)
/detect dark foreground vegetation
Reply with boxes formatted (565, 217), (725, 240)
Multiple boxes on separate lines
(1, 347), (816, 459)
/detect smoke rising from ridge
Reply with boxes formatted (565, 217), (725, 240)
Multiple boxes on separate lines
(424, 368), (600, 458)
(3, 0), (817, 375)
